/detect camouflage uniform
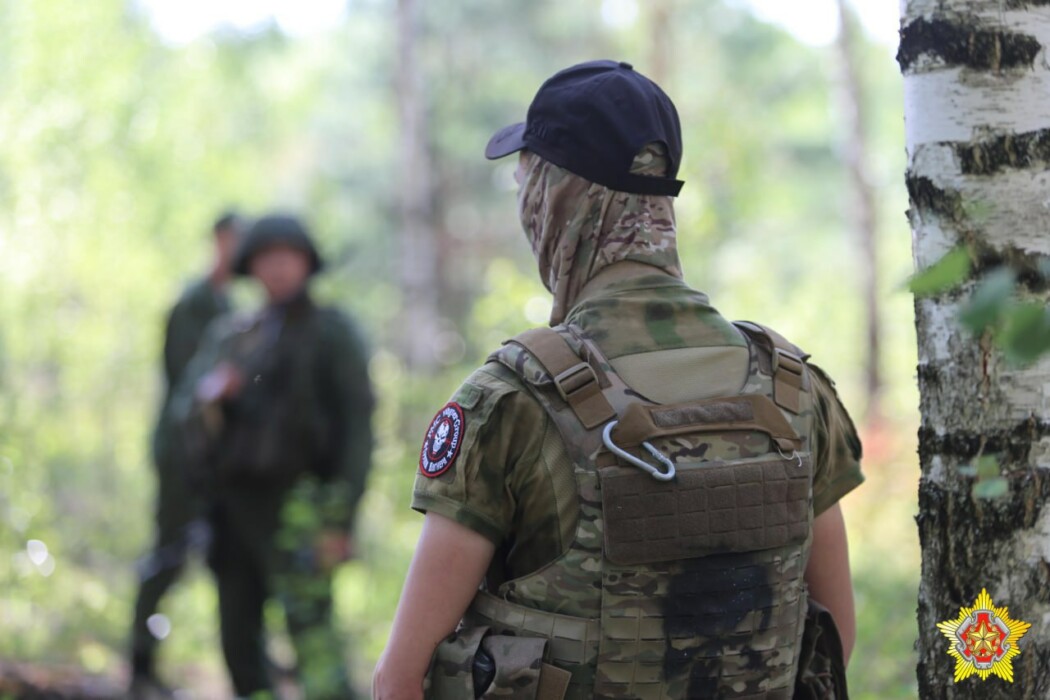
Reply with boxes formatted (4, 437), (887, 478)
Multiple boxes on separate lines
(175, 223), (374, 700)
(412, 147), (862, 698)
(130, 277), (229, 679)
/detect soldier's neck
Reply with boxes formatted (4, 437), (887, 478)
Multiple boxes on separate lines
(572, 260), (676, 308)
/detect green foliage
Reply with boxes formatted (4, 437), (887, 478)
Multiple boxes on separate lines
(907, 246), (971, 296)
(958, 455), (1010, 500)
(997, 301), (1050, 366)
(957, 268), (1050, 367)
(958, 267), (1017, 333)
(0, 1), (919, 698)
(913, 249), (1050, 368)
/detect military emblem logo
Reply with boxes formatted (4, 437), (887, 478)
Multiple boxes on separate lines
(419, 403), (464, 478)
(937, 588), (1031, 682)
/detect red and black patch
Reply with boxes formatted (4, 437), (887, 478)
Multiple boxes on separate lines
(419, 402), (465, 478)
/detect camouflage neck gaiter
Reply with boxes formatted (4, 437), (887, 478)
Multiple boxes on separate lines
(517, 143), (683, 326)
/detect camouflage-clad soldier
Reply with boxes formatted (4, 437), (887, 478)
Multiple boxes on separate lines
(375, 61), (862, 700)
(175, 214), (374, 699)
(130, 211), (241, 699)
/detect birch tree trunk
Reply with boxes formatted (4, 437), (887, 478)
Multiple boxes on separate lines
(835, 0), (882, 416)
(396, 0), (440, 370)
(900, 1), (1050, 695)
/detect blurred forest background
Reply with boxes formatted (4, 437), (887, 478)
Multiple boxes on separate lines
(0, 0), (919, 697)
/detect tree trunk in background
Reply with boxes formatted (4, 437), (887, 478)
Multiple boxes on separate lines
(647, 0), (672, 87)
(900, 1), (1050, 696)
(835, 0), (881, 417)
(396, 0), (440, 370)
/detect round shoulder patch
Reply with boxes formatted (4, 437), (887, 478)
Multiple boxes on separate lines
(419, 402), (466, 478)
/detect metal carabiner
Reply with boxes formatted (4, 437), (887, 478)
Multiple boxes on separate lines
(776, 446), (803, 468)
(601, 420), (676, 482)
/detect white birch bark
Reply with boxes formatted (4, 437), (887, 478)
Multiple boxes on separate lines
(902, 0), (1050, 694)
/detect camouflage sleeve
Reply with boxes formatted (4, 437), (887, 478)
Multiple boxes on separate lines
(807, 362), (864, 516)
(411, 363), (547, 545)
(318, 312), (375, 531)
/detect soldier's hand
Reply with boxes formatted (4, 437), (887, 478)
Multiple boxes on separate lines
(196, 362), (245, 403)
(315, 529), (354, 572)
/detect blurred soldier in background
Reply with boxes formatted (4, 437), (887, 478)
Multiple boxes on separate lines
(175, 214), (375, 699)
(129, 211), (242, 699)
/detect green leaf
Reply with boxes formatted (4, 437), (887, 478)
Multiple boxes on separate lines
(959, 268), (1017, 334)
(975, 454), (1000, 479)
(908, 247), (972, 296)
(956, 465), (978, 477)
(972, 477), (1009, 500)
(998, 301), (1050, 366)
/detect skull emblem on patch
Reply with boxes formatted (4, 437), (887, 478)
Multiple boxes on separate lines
(419, 402), (465, 478)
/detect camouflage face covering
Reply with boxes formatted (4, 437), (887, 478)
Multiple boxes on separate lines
(517, 143), (684, 325)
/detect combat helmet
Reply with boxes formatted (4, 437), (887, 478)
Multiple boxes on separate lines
(232, 214), (325, 276)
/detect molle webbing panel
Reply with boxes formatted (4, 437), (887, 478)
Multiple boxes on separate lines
(600, 456), (811, 566)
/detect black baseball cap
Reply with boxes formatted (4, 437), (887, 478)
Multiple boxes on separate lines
(485, 60), (684, 197)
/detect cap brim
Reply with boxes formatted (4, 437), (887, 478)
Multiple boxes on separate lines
(485, 122), (527, 160)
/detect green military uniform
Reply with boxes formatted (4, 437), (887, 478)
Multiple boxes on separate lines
(413, 272), (863, 698)
(131, 276), (229, 678)
(175, 220), (374, 699)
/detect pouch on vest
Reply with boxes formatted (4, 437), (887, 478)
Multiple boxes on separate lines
(424, 625), (570, 700)
(793, 599), (849, 700)
(600, 393), (810, 565)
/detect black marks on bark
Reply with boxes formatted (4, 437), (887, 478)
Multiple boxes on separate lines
(905, 170), (1050, 294)
(905, 173), (964, 223)
(972, 245), (1050, 293)
(1004, 0), (1050, 8)
(955, 128), (1050, 175)
(917, 419), (1050, 468)
(897, 17), (1042, 72)
(916, 476), (1050, 699)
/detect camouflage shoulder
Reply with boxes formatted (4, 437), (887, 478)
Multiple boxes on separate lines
(731, 319), (809, 359)
(457, 358), (532, 407)
(485, 329), (565, 391)
(806, 361), (863, 462)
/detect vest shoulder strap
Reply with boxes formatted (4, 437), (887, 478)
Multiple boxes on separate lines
(733, 320), (810, 414)
(500, 327), (616, 429)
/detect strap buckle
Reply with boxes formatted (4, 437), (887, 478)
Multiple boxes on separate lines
(553, 362), (600, 404)
(774, 348), (804, 377)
